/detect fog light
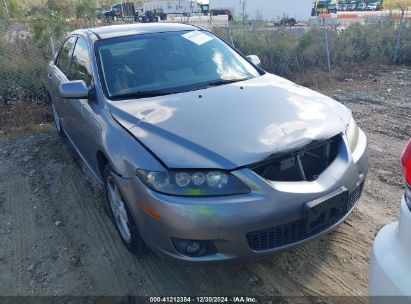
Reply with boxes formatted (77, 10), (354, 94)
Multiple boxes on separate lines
(171, 238), (217, 257)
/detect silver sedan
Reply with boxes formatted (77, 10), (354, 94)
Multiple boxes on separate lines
(46, 23), (369, 264)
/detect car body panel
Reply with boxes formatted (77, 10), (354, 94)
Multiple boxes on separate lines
(89, 23), (198, 40)
(370, 198), (411, 299)
(111, 73), (352, 169)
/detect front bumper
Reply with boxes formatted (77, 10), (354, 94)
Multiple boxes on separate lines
(370, 197), (411, 299)
(116, 131), (369, 265)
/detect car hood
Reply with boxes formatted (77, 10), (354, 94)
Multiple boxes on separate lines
(110, 73), (352, 169)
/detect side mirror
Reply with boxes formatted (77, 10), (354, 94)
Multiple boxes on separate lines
(59, 80), (90, 99)
(246, 55), (261, 66)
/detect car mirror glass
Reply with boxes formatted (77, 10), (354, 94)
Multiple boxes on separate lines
(59, 80), (90, 99)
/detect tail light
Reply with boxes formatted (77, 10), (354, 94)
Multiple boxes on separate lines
(401, 138), (411, 208)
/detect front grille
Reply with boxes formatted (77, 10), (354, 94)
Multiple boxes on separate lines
(250, 135), (341, 182)
(246, 183), (364, 251)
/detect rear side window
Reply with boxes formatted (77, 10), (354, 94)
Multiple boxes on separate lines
(69, 37), (92, 86)
(58, 37), (76, 76)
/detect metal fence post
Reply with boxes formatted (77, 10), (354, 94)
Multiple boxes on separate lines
(393, 4), (405, 64)
(49, 36), (55, 59)
(227, 21), (234, 47)
(322, 15), (331, 72)
(3, 0), (9, 18)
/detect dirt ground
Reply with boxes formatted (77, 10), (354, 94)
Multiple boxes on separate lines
(0, 67), (409, 298)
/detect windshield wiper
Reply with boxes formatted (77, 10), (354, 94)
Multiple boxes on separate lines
(207, 77), (252, 87)
(111, 90), (174, 100)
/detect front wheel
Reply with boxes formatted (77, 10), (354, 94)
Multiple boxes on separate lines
(104, 165), (145, 254)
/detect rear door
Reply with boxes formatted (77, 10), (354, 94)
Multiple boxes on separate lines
(49, 36), (77, 137)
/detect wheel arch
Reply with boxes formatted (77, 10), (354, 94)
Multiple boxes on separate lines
(97, 150), (110, 180)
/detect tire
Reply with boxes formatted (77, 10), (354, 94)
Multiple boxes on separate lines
(51, 99), (65, 137)
(104, 165), (145, 254)
(153, 16), (159, 22)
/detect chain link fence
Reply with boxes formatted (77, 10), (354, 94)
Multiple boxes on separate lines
(0, 23), (48, 104)
(0, 13), (410, 105)
(211, 16), (410, 78)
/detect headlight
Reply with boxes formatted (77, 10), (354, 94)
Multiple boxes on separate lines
(346, 117), (359, 153)
(136, 169), (250, 196)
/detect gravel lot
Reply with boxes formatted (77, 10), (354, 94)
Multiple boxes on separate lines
(0, 67), (409, 298)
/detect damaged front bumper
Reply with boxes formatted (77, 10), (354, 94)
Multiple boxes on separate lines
(114, 131), (369, 265)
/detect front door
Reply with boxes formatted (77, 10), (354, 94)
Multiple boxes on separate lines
(65, 36), (101, 173)
(50, 36), (77, 137)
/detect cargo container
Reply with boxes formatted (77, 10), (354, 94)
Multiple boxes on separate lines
(209, 0), (312, 22)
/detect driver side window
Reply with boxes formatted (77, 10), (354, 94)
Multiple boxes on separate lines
(57, 37), (76, 76)
(69, 37), (93, 86)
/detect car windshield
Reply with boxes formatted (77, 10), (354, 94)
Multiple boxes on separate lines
(95, 30), (261, 99)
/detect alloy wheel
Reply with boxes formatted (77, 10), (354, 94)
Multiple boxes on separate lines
(107, 176), (131, 243)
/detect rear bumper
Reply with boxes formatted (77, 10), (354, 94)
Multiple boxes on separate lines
(116, 132), (369, 265)
(370, 198), (411, 299)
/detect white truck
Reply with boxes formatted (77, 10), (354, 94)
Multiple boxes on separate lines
(209, 0), (311, 23)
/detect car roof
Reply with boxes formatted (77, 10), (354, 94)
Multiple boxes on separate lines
(74, 23), (200, 40)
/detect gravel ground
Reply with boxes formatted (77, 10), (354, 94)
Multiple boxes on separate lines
(0, 67), (409, 298)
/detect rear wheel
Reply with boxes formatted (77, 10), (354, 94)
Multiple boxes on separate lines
(104, 165), (145, 253)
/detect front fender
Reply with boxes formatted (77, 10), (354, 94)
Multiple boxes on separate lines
(100, 109), (165, 179)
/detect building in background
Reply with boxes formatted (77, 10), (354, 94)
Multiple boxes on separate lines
(209, 0), (312, 22)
